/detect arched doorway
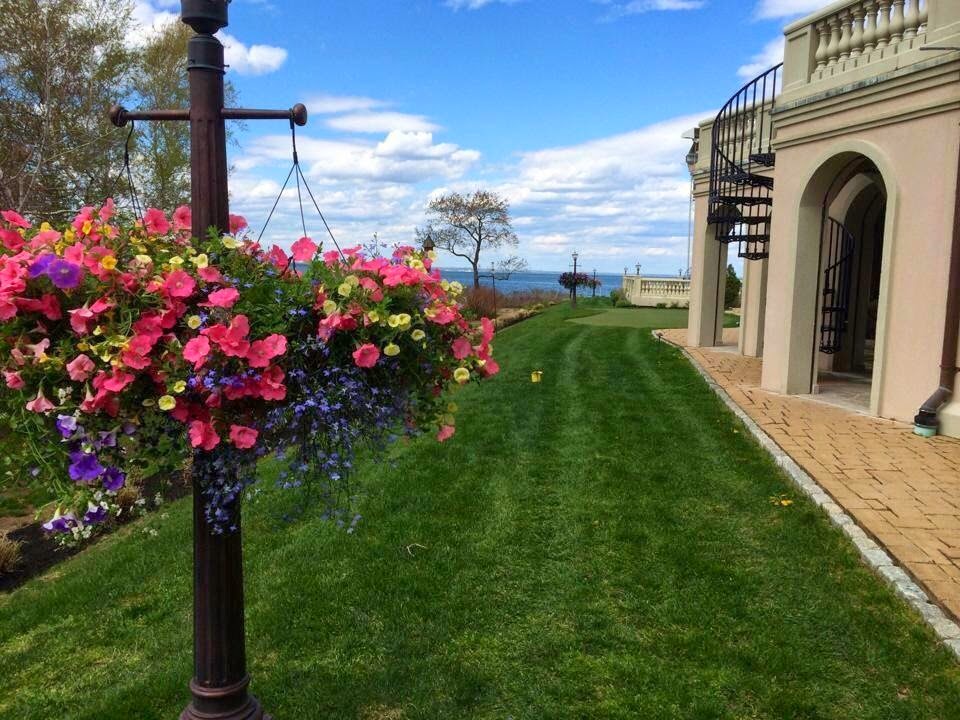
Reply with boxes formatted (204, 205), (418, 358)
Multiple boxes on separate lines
(813, 161), (887, 410)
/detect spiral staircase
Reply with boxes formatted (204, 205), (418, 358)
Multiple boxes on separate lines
(708, 64), (782, 261)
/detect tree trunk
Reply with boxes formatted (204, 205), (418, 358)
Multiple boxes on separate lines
(472, 264), (480, 289)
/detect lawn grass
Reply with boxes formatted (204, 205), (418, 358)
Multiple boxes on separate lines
(568, 305), (739, 329)
(2, 302), (960, 719)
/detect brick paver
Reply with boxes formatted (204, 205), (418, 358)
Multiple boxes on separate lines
(660, 328), (960, 620)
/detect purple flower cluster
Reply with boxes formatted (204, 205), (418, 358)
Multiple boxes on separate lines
(29, 253), (84, 290)
(43, 414), (130, 533)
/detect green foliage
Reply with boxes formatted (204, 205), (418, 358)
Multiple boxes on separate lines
(725, 263), (743, 309)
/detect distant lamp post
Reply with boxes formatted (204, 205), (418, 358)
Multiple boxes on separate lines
(592, 269), (597, 298)
(635, 263), (642, 277)
(490, 262), (498, 330)
(571, 251), (579, 309)
(422, 232), (435, 253)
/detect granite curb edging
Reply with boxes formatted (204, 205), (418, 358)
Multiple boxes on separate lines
(654, 330), (960, 659)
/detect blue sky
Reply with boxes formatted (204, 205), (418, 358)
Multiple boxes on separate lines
(133, 0), (824, 273)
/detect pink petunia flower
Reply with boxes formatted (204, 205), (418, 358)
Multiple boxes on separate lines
(25, 388), (55, 414)
(1, 209), (30, 228)
(202, 315), (250, 358)
(101, 369), (135, 393)
(66, 354), (95, 382)
(451, 337), (472, 360)
(437, 425), (456, 443)
(144, 208), (170, 236)
(352, 343), (380, 369)
(203, 287), (240, 308)
(189, 420), (221, 451)
(3, 370), (24, 389)
(257, 365), (287, 401)
(183, 336), (211, 370)
(98, 198), (115, 223)
(290, 236), (318, 262)
(228, 214), (247, 234)
(228, 424), (258, 450)
(162, 270), (196, 299)
(246, 334), (287, 368)
(198, 266), (222, 283)
(172, 205), (192, 232)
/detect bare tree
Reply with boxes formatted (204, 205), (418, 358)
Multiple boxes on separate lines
(418, 190), (519, 289)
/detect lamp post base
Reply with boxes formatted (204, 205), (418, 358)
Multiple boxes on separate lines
(180, 677), (271, 720)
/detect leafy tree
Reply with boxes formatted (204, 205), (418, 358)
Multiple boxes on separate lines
(418, 190), (519, 289)
(0, 0), (136, 217)
(724, 263), (742, 309)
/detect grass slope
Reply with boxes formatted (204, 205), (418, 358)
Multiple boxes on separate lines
(1, 301), (959, 719)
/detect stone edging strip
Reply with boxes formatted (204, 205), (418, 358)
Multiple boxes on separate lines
(655, 331), (960, 658)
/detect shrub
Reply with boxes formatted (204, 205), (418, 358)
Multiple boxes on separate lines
(609, 288), (625, 304)
(0, 535), (21, 573)
(656, 302), (667, 309)
(461, 286), (500, 318)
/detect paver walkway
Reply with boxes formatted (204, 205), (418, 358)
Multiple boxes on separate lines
(660, 328), (960, 621)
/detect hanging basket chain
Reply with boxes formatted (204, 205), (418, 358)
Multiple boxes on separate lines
(106, 122), (144, 222)
(255, 119), (346, 262)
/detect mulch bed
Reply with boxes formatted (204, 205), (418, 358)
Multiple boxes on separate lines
(0, 473), (190, 593)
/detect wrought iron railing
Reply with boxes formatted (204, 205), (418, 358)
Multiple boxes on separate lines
(708, 63), (782, 260)
(820, 216), (856, 354)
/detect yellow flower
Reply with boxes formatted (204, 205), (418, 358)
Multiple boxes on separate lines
(190, 253), (209, 269)
(63, 228), (75, 242)
(76, 342), (90, 351)
(440, 280), (450, 291)
(344, 274), (360, 287)
(411, 329), (426, 341)
(387, 314), (401, 328)
(81, 220), (93, 235)
(397, 313), (411, 330)
(135, 254), (153, 265)
(39, 222), (52, 232)
(454, 367), (470, 384)
(222, 235), (239, 249)
(187, 315), (202, 330)
(408, 259), (424, 271)
(100, 255), (117, 271)
(337, 282), (353, 298)
(531, 370), (543, 383)
(366, 310), (380, 323)
(92, 325), (104, 337)
(322, 299), (338, 315)
(447, 402), (458, 413)
(169, 256), (184, 266)
(427, 250), (438, 261)
(158, 395), (176, 411)
(449, 281), (464, 296)
(172, 381), (187, 394)
(384, 343), (400, 357)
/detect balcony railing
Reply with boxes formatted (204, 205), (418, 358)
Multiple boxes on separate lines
(622, 276), (691, 307)
(781, 0), (959, 100)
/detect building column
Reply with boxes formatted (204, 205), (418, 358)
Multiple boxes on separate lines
(738, 257), (768, 357)
(688, 173), (727, 347)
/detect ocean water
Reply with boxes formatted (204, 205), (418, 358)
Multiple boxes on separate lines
(433, 268), (677, 295)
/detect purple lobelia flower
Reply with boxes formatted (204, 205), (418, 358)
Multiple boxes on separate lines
(83, 503), (108, 525)
(46, 259), (83, 290)
(97, 430), (117, 449)
(42, 512), (77, 533)
(69, 452), (104, 483)
(101, 466), (125, 492)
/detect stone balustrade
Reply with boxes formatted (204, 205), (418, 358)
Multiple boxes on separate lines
(622, 276), (691, 307)
(781, 0), (959, 101)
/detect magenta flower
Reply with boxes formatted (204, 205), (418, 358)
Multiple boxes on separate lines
(352, 343), (380, 368)
(290, 236), (318, 262)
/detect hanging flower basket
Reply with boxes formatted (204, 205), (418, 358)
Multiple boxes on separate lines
(0, 202), (498, 537)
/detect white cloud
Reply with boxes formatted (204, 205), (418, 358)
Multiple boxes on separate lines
(307, 94), (388, 115)
(127, 2), (287, 75)
(445, 0), (521, 9)
(219, 32), (287, 76)
(230, 103), (707, 272)
(754, 0), (825, 19)
(737, 37), (784, 79)
(326, 112), (441, 134)
(596, 0), (705, 19)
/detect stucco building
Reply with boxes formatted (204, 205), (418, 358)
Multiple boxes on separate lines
(686, 0), (960, 438)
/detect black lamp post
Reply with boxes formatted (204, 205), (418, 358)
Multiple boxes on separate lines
(592, 269), (597, 298)
(571, 251), (579, 309)
(110, 2), (309, 717)
(635, 262), (642, 277)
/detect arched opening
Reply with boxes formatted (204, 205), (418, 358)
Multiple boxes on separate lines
(803, 154), (890, 411)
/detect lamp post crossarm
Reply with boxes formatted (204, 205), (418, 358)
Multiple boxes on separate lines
(109, 104), (308, 128)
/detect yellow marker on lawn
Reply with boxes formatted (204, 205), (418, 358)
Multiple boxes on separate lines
(531, 370), (543, 383)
